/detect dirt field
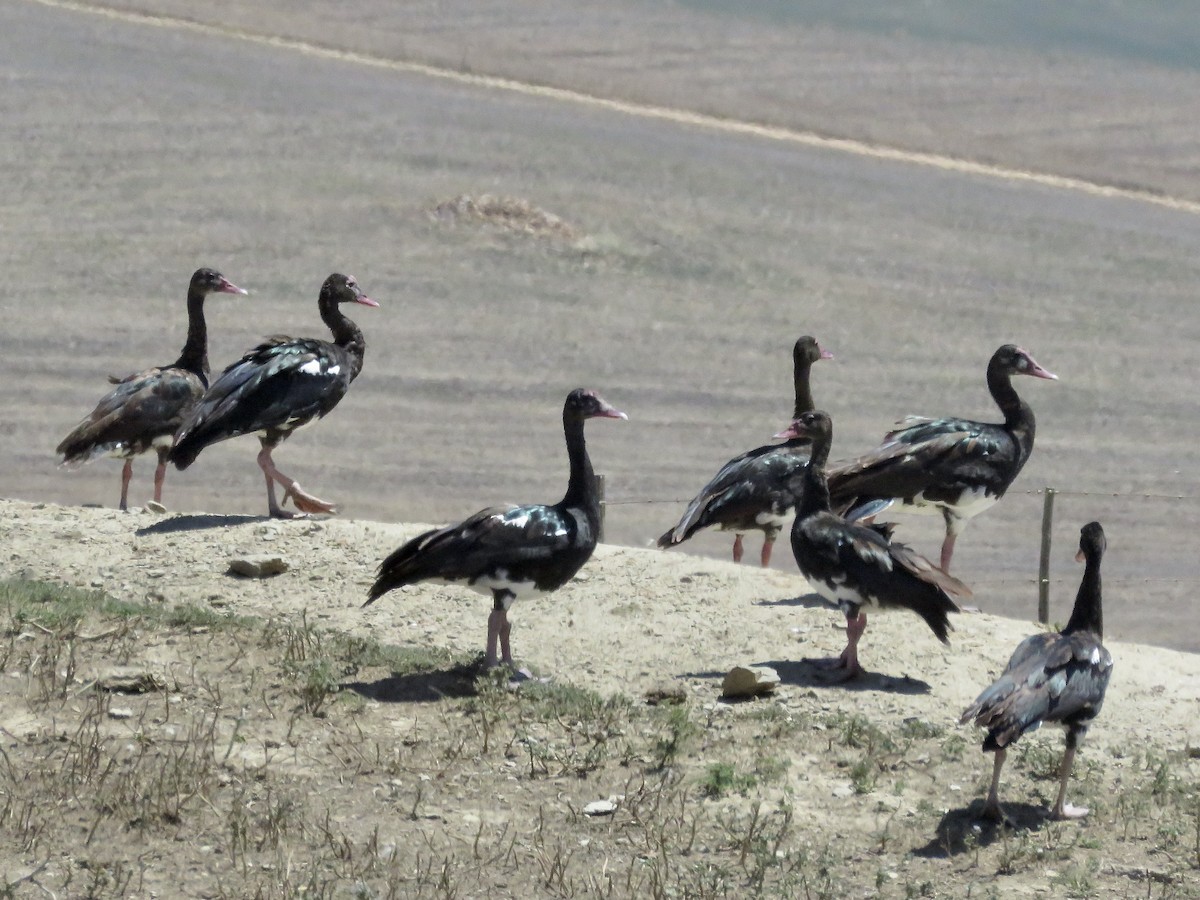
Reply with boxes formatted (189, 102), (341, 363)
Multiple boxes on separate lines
(1, 499), (1198, 897)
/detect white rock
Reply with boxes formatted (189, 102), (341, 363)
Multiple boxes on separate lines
(228, 555), (289, 578)
(583, 800), (617, 816)
(721, 665), (781, 699)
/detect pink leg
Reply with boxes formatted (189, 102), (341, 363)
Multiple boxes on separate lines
(805, 611), (867, 680)
(119, 459), (133, 511)
(256, 443), (337, 518)
(153, 449), (169, 504)
(732, 534), (745, 564)
(940, 532), (957, 573)
(760, 538), (774, 568)
(839, 612), (867, 678)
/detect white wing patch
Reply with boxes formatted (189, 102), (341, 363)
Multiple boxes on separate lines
(906, 485), (997, 519)
(754, 511), (786, 527)
(810, 574), (869, 610)
(504, 511), (532, 530)
(298, 360), (324, 376)
(471, 572), (549, 604)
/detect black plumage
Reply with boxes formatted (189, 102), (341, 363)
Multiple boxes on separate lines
(961, 521), (1112, 821)
(56, 268), (247, 510)
(658, 335), (833, 567)
(783, 410), (969, 680)
(169, 273), (377, 518)
(827, 344), (1057, 572)
(365, 389), (627, 671)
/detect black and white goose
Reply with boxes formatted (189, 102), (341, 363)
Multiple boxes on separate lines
(961, 521), (1113, 821)
(56, 268), (247, 510)
(826, 344), (1057, 573)
(364, 389), (627, 671)
(782, 410), (969, 680)
(657, 335), (833, 567)
(169, 273), (377, 518)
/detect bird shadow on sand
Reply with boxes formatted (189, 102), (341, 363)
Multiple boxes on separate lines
(768, 659), (933, 694)
(682, 659), (931, 695)
(756, 591), (831, 610)
(912, 801), (1049, 858)
(342, 662), (481, 704)
(135, 513), (268, 536)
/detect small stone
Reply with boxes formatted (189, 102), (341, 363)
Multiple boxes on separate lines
(583, 800), (617, 816)
(228, 555), (289, 578)
(643, 680), (688, 706)
(831, 784), (855, 799)
(97, 667), (167, 694)
(720, 665), (780, 699)
(108, 707), (134, 720)
(144, 501), (167, 514)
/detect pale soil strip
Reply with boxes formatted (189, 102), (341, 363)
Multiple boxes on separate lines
(28, 0), (1200, 217)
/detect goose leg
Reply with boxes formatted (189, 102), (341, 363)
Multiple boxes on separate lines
(153, 448), (169, 504)
(497, 613), (514, 666)
(838, 611), (867, 679)
(981, 748), (1008, 821)
(805, 611), (867, 680)
(732, 534), (745, 564)
(257, 442), (337, 517)
(940, 511), (966, 572)
(940, 533), (958, 573)
(485, 608), (505, 668)
(1050, 743), (1088, 819)
(119, 459), (133, 511)
(259, 444), (297, 519)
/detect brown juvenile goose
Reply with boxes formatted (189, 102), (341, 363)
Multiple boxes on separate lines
(57, 268), (247, 510)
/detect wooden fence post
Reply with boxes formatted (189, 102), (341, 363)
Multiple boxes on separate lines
(596, 473), (606, 542)
(1038, 487), (1056, 624)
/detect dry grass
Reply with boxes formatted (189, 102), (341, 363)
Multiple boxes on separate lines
(1, 576), (1197, 898)
(430, 195), (583, 243)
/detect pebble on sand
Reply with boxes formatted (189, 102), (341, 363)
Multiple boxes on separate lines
(720, 665), (780, 699)
(228, 555), (290, 578)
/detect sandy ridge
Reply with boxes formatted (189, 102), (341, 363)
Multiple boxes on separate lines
(3, 498), (1197, 759)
